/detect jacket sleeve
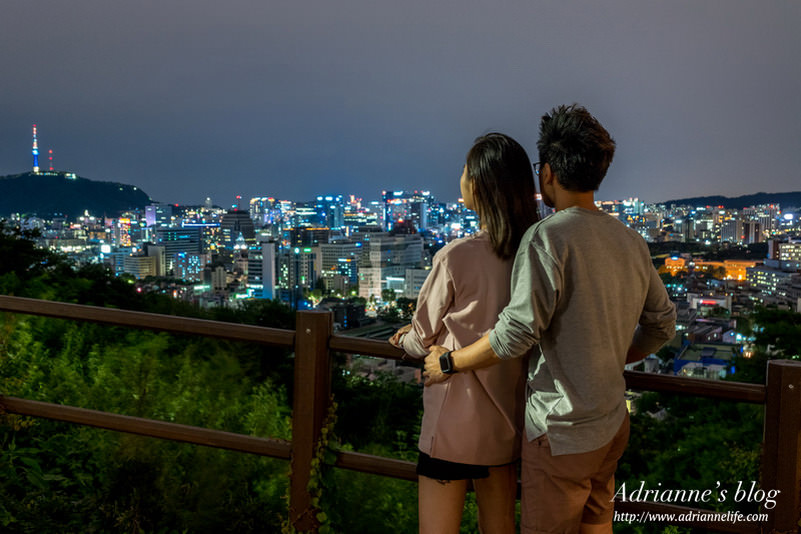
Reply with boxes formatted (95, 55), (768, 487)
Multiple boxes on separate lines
(401, 252), (455, 358)
(489, 240), (559, 360)
(631, 266), (676, 354)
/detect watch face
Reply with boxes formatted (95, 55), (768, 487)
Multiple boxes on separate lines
(439, 352), (454, 374)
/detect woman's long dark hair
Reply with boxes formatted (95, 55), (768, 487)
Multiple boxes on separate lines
(465, 133), (540, 259)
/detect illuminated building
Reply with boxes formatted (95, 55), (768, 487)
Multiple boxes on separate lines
(663, 257), (686, 275)
(315, 195), (345, 229)
(247, 241), (276, 299)
(315, 242), (361, 284)
(404, 268), (431, 299)
(289, 227), (330, 247)
(154, 226), (203, 272)
(122, 254), (157, 279)
(145, 204), (174, 227)
(746, 265), (798, 297)
(115, 215), (136, 247)
(357, 233), (424, 299)
(693, 260), (757, 281)
(382, 190), (433, 232)
(173, 252), (209, 282)
(778, 241), (801, 262)
(249, 197), (283, 228)
(292, 203), (323, 228)
(220, 209), (256, 249)
(141, 243), (166, 276)
(278, 247), (317, 291)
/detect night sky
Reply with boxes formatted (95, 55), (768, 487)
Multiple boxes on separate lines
(2, 1), (799, 207)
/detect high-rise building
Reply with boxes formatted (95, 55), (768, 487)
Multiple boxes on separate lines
(173, 252), (209, 282)
(315, 195), (345, 229)
(289, 227), (330, 247)
(141, 243), (166, 277)
(382, 190), (434, 232)
(122, 254), (157, 279)
(145, 204), (174, 228)
(778, 241), (801, 262)
(292, 203), (323, 228)
(156, 226), (203, 271)
(404, 268), (431, 299)
(358, 233), (424, 299)
(248, 241), (277, 299)
(249, 197), (282, 228)
(278, 246), (317, 292)
(220, 209), (256, 249)
(315, 242), (362, 285)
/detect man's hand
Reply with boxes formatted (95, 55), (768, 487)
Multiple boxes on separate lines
(424, 345), (451, 386)
(388, 324), (412, 348)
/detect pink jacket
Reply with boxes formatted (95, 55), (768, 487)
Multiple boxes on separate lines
(401, 231), (527, 465)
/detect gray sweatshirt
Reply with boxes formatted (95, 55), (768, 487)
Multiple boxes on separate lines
(489, 207), (676, 455)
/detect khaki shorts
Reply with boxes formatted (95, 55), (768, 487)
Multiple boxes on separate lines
(520, 413), (630, 534)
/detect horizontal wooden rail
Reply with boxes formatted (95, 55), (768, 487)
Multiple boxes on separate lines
(335, 450), (417, 481)
(624, 370), (766, 404)
(330, 334), (406, 361)
(0, 295), (295, 347)
(0, 396), (291, 459)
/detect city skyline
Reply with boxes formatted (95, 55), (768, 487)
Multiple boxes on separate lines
(2, 1), (799, 206)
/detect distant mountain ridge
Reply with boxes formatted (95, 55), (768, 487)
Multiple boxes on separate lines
(0, 172), (152, 219)
(660, 191), (801, 209)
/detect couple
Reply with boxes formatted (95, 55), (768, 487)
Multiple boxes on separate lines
(390, 104), (676, 534)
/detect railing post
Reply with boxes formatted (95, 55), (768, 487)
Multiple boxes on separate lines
(763, 360), (801, 534)
(289, 311), (333, 532)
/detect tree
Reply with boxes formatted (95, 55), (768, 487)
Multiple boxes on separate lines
(381, 288), (396, 303)
(396, 297), (416, 321)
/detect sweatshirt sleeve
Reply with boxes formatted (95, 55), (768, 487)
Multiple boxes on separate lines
(631, 266), (677, 354)
(401, 252), (455, 358)
(489, 240), (559, 360)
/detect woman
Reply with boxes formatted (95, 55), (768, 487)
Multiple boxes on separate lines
(390, 133), (539, 534)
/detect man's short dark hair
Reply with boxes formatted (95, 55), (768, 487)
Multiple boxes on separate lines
(537, 104), (616, 192)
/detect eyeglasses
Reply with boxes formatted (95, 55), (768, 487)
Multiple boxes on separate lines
(533, 162), (542, 176)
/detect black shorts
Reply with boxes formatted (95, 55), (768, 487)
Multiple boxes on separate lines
(416, 451), (490, 481)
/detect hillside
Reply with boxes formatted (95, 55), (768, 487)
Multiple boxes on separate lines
(0, 172), (152, 219)
(661, 191), (801, 210)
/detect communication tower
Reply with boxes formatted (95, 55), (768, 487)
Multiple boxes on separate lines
(32, 124), (40, 173)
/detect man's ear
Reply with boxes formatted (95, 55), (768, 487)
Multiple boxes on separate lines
(542, 162), (556, 185)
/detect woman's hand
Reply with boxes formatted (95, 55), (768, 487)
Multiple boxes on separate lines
(424, 345), (450, 386)
(389, 324), (412, 348)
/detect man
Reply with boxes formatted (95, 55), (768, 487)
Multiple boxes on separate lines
(424, 104), (676, 534)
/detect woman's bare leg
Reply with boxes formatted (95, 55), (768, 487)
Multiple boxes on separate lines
(418, 475), (468, 534)
(473, 464), (517, 534)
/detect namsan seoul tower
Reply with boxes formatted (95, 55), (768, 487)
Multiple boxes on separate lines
(32, 124), (40, 173)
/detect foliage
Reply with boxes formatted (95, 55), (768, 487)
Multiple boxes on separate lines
(615, 391), (763, 534)
(381, 288), (396, 303)
(729, 307), (801, 384)
(333, 371), (421, 456)
(282, 399), (338, 534)
(395, 297), (416, 321)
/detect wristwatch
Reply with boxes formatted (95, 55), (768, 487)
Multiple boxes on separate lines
(439, 351), (457, 374)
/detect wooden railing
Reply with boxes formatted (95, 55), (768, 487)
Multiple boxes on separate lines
(0, 295), (799, 533)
